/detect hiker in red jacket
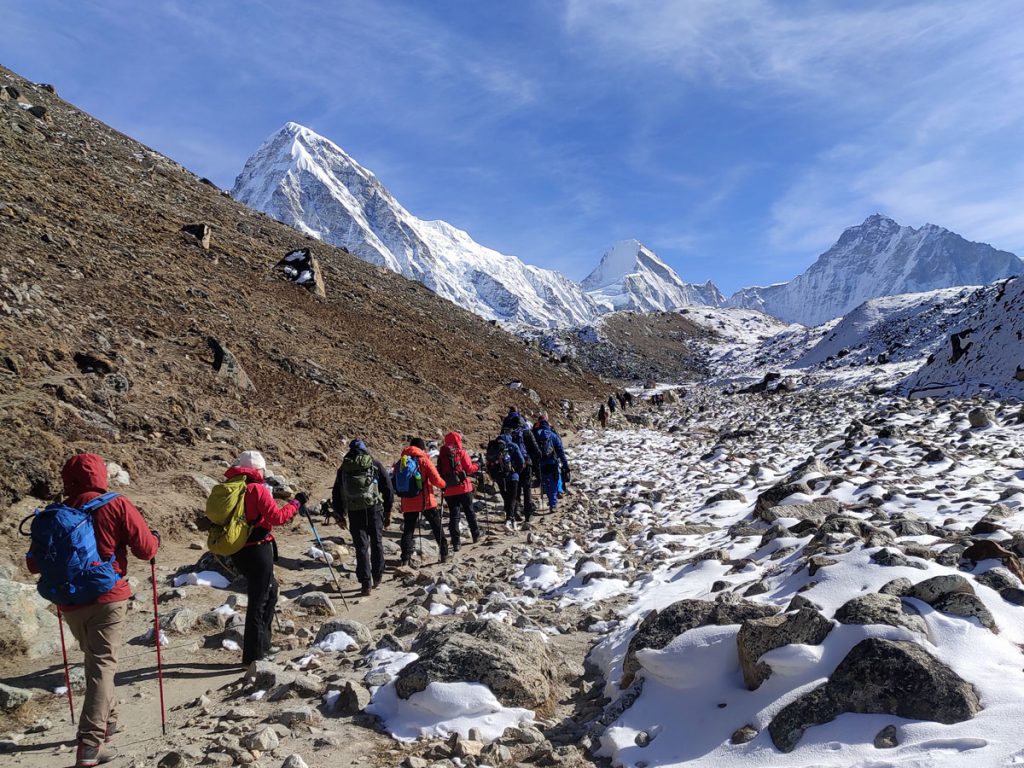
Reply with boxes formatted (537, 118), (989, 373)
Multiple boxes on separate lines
(394, 438), (447, 565)
(225, 450), (305, 666)
(26, 453), (159, 768)
(438, 431), (480, 550)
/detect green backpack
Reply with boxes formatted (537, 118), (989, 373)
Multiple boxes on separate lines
(342, 453), (382, 511)
(205, 476), (252, 556)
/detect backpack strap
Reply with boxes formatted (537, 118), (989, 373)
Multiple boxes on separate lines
(80, 492), (121, 514)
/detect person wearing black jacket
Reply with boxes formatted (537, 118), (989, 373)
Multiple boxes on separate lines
(331, 439), (394, 597)
(502, 409), (541, 527)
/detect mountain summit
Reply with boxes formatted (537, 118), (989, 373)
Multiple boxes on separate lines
(727, 214), (1023, 326)
(232, 123), (599, 328)
(582, 239), (724, 313)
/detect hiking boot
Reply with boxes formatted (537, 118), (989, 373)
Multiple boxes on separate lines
(372, 575), (382, 588)
(76, 742), (118, 767)
(504, 519), (516, 532)
(522, 522), (532, 531)
(399, 558), (411, 568)
(452, 543), (460, 552)
(471, 532), (480, 544)
(359, 585), (372, 597)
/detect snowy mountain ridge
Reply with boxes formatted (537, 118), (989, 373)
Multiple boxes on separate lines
(582, 239), (724, 313)
(232, 122), (600, 328)
(726, 214), (1023, 326)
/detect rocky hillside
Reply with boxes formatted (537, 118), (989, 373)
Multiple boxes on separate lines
(728, 214), (1022, 326)
(0, 67), (603, 511)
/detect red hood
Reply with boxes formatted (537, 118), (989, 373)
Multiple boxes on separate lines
(443, 432), (463, 451)
(62, 453), (109, 498)
(225, 466), (264, 483)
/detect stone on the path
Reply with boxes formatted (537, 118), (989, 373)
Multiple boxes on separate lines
(706, 489), (746, 505)
(907, 574), (974, 604)
(314, 619), (373, 648)
(737, 608), (834, 690)
(241, 726), (280, 752)
(760, 499), (839, 524)
(834, 593), (926, 635)
(161, 606), (199, 635)
(931, 592), (997, 631)
(622, 597), (779, 687)
(768, 639), (980, 752)
(332, 681), (371, 716)
(394, 618), (565, 708)
(157, 751), (187, 768)
(298, 591), (336, 616)
(0, 682), (32, 711)
(247, 660), (293, 690)
(754, 482), (812, 520)
(271, 706), (320, 727)
(0, 576), (59, 659)
(281, 756), (309, 768)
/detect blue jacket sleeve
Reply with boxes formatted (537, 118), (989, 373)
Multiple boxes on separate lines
(554, 433), (568, 466)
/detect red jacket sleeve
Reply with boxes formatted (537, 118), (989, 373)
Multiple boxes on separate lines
(245, 483), (299, 527)
(459, 449), (478, 476)
(421, 457), (446, 491)
(118, 497), (159, 561)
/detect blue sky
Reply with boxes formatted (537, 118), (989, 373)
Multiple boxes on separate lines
(7, 0), (1024, 294)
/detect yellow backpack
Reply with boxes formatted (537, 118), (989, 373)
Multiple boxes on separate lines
(205, 477), (252, 556)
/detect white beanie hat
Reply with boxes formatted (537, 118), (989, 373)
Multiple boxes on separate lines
(234, 450), (266, 472)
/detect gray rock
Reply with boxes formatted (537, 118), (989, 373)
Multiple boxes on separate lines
(394, 618), (564, 709)
(706, 489), (746, 505)
(0, 577), (59, 659)
(161, 606), (199, 635)
(834, 593), (926, 635)
(968, 408), (992, 429)
(156, 751), (186, 768)
(332, 681), (371, 716)
(298, 591), (336, 616)
(931, 592), (997, 630)
(246, 660), (294, 690)
(314, 619), (373, 648)
(737, 608), (834, 690)
(760, 499), (840, 524)
(281, 756), (310, 768)
(975, 567), (1020, 592)
(0, 683), (32, 711)
(621, 597), (779, 687)
(270, 706), (320, 727)
(907, 574), (974, 605)
(731, 725), (758, 744)
(874, 725), (899, 749)
(769, 639), (980, 752)
(755, 482), (812, 520)
(207, 337), (255, 391)
(240, 726), (280, 752)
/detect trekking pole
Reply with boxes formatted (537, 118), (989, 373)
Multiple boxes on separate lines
(55, 607), (75, 725)
(149, 558), (167, 736)
(301, 503), (349, 610)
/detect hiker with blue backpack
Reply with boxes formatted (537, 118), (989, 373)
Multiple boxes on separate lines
(331, 439), (394, 596)
(393, 437), (447, 565)
(501, 408), (541, 526)
(207, 450), (306, 666)
(533, 412), (571, 513)
(486, 429), (527, 531)
(25, 453), (159, 768)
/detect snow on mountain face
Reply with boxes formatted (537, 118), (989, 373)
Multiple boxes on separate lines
(582, 239), (724, 313)
(728, 214), (1023, 327)
(901, 277), (1024, 399)
(232, 122), (599, 327)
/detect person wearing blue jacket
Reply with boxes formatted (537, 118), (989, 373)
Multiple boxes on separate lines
(532, 412), (570, 512)
(486, 430), (526, 531)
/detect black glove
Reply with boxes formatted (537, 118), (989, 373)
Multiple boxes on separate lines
(562, 466), (571, 486)
(150, 529), (161, 545)
(294, 491), (309, 506)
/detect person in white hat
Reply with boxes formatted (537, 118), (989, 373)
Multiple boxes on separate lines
(225, 450), (307, 664)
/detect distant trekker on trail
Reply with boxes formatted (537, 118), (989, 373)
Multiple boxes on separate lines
(393, 437), (447, 565)
(624, 390), (634, 408)
(332, 439), (394, 596)
(533, 412), (571, 513)
(438, 431), (480, 549)
(209, 450), (305, 666)
(487, 429), (527, 531)
(26, 453), (159, 768)
(598, 402), (608, 428)
(502, 408), (541, 526)
(607, 394), (617, 414)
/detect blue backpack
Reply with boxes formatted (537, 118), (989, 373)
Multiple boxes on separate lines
(534, 427), (557, 464)
(392, 454), (424, 498)
(30, 492), (122, 605)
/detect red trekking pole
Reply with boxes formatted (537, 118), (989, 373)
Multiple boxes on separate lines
(150, 558), (167, 736)
(55, 607), (75, 724)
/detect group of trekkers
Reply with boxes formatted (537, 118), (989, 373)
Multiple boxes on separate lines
(23, 409), (572, 765)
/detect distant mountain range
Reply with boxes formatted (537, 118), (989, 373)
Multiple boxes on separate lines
(233, 124), (1022, 329)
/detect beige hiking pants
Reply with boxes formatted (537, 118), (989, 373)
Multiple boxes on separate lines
(63, 600), (128, 748)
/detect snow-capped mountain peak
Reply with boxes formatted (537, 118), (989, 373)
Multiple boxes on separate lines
(232, 123), (600, 327)
(727, 214), (1023, 326)
(582, 239), (724, 313)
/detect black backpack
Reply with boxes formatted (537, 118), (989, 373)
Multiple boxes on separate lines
(441, 448), (467, 487)
(485, 439), (512, 479)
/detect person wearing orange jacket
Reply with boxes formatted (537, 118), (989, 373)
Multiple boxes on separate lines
(438, 431), (480, 550)
(394, 437), (447, 565)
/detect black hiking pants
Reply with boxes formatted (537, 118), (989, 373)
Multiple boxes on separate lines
(445, 492), (479, 548)
(499, 477), (520, 521)
(231, 540), (277, 665)
(348, 505), (385, 588)
(518, 467), (537, 520)
(401, 508), (447, 562)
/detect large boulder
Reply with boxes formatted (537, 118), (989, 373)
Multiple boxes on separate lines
(736, 608), (834, 690)
(621, 597), (779, 687)
(0, 576), (60, 659)
(394, 619), (565, 709)
(755, 482), (812, 520)
(833, 593), (926, 635)
(907, 574), (974, 604)
(314, 619), (374, 648)
(769, 639), (981, 752)
(759, 500), (839, 525)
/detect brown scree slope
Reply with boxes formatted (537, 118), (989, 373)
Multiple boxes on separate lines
(0, 65), (603, 514)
